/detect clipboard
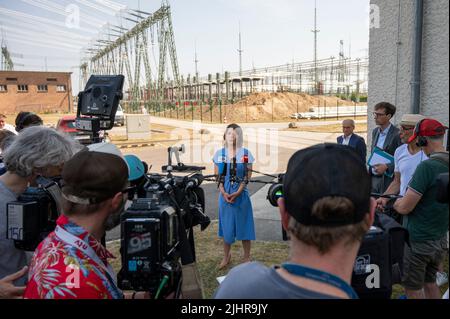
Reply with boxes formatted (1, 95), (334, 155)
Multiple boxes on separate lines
(367, 147), (394, 178)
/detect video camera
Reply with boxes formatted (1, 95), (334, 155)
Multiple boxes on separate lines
(75, 75), (124, 143)
(6, 176), (62, 251)
(266, 173), (285, 207)
(118, 145), (211, 298)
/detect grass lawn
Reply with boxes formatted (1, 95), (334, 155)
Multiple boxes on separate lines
(107, 221), (448, 299)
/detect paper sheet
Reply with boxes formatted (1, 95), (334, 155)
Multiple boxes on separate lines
(368, 152), (393, 166)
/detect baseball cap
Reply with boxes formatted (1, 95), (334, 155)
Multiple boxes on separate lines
(408, 119), (448, 143)
(400, 114), (425, 127)
(124, 154), (146, 182)
(61, 150), (128, 205)
(283, 143), (371, 227)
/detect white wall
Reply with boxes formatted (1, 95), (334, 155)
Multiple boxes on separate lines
(368, 0), (449, 146)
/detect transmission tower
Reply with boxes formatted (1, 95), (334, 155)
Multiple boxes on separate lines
(81, 1), (180, 110)
(311, 0), (320, 95)
(1, 28), (14, 71)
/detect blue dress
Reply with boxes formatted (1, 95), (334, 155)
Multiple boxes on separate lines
(213, 148), (256, 245)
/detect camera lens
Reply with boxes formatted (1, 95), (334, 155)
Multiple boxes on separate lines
(267, 184), (283, 207)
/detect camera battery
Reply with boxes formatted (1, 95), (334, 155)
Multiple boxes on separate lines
(6, 201), (39, 242)
(122, 218), (160, 274)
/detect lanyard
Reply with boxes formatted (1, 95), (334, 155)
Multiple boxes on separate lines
(55, 226), (118, 289)
(281, 263), (358, 299)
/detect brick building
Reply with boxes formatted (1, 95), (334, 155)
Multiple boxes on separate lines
(0, 71), (72, 114)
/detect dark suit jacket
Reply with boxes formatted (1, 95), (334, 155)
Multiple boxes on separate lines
(337, 134), (367, 163)
(370, 124), (403, 193)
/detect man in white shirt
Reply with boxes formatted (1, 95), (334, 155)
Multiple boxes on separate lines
(376, 114), (427, 208)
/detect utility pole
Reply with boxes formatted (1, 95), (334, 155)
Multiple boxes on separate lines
(311, 0), (320, 95)
(238, 22), (243, 76)
(194, 41), (199, 81)
(356, 58), (361, 103)
(330, 56), (335, 95)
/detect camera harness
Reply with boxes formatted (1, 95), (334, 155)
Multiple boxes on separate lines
(218, 148), (249, 188)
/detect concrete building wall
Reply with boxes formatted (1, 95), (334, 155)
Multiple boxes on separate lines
(0, 71), (72, 114)
(368, 0), (449, 146)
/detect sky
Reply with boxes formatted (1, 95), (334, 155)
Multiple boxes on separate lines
(0, 0), (370, 93)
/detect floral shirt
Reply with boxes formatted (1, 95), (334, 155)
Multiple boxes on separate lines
(24, 215), (123, 299)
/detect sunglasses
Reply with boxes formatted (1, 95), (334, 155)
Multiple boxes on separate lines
(400, 125), (415, 131)
(121, 185), (137, 200)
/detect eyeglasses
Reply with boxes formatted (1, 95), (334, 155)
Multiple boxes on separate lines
(372, 112), (387, 118)
(400, 125), (415, 131)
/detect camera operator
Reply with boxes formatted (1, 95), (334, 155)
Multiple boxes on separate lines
(393, 118), (449, 299)
(376, 114), (427, 211)
(0, 126), (80, 289)
(23, 149), (145, 299)
(214, 143), (375, 299)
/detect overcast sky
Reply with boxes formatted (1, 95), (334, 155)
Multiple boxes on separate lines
(0, 0), (370, 93)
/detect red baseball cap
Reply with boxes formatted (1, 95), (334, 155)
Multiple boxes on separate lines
(408, 119), (448, 143)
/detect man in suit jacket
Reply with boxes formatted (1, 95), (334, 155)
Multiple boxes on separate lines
(337, 119), (367, 163)
(370, 102), (403, 194)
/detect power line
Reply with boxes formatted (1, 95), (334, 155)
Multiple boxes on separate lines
(19, 0), (104, 28)
(0, 7), (97, 34)
(74, 0), (118, 16)
(0, 16), (91, 41)
(3, 26), (87, 47)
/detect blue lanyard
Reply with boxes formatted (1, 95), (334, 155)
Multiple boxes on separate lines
(281, 263), (358, 299)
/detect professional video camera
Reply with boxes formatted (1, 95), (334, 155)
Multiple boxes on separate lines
(118, 145), (212, 298)
(6, 176), (62, 251)
(266, 173), (285, 207)
(5, 75), (125, 251)
(75, 75), (124, 143)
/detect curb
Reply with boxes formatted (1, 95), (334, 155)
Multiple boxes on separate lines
(116, 142), (156, 149)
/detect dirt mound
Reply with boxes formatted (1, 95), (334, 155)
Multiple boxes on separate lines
(154, 92), (360, 123)
(222, 92), (352, 122)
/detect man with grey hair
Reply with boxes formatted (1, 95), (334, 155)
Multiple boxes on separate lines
(0, 126), (81, 292)
(337, 119), (367, 162)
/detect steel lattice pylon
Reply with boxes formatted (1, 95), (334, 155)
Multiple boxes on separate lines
(80, 3), (180, 111)
(1, 45), (14, 71)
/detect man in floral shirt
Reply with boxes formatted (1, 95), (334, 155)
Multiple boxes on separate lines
(24, 149), (130, 299)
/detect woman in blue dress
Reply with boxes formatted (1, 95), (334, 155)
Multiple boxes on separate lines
(213, 124), (255, 269)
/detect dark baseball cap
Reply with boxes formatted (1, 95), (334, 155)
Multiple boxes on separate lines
(408, 119), (448, 143)
(61, 150), (128, 205)
(283, 143), (371, 227)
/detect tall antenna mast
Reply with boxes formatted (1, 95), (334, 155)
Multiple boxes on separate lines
(238, 22), (243, 76)
(194, 40), (199, 80)
(312, 0), (320, 94)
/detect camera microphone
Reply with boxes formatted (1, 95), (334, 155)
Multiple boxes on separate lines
(185, 174), (204, 191)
